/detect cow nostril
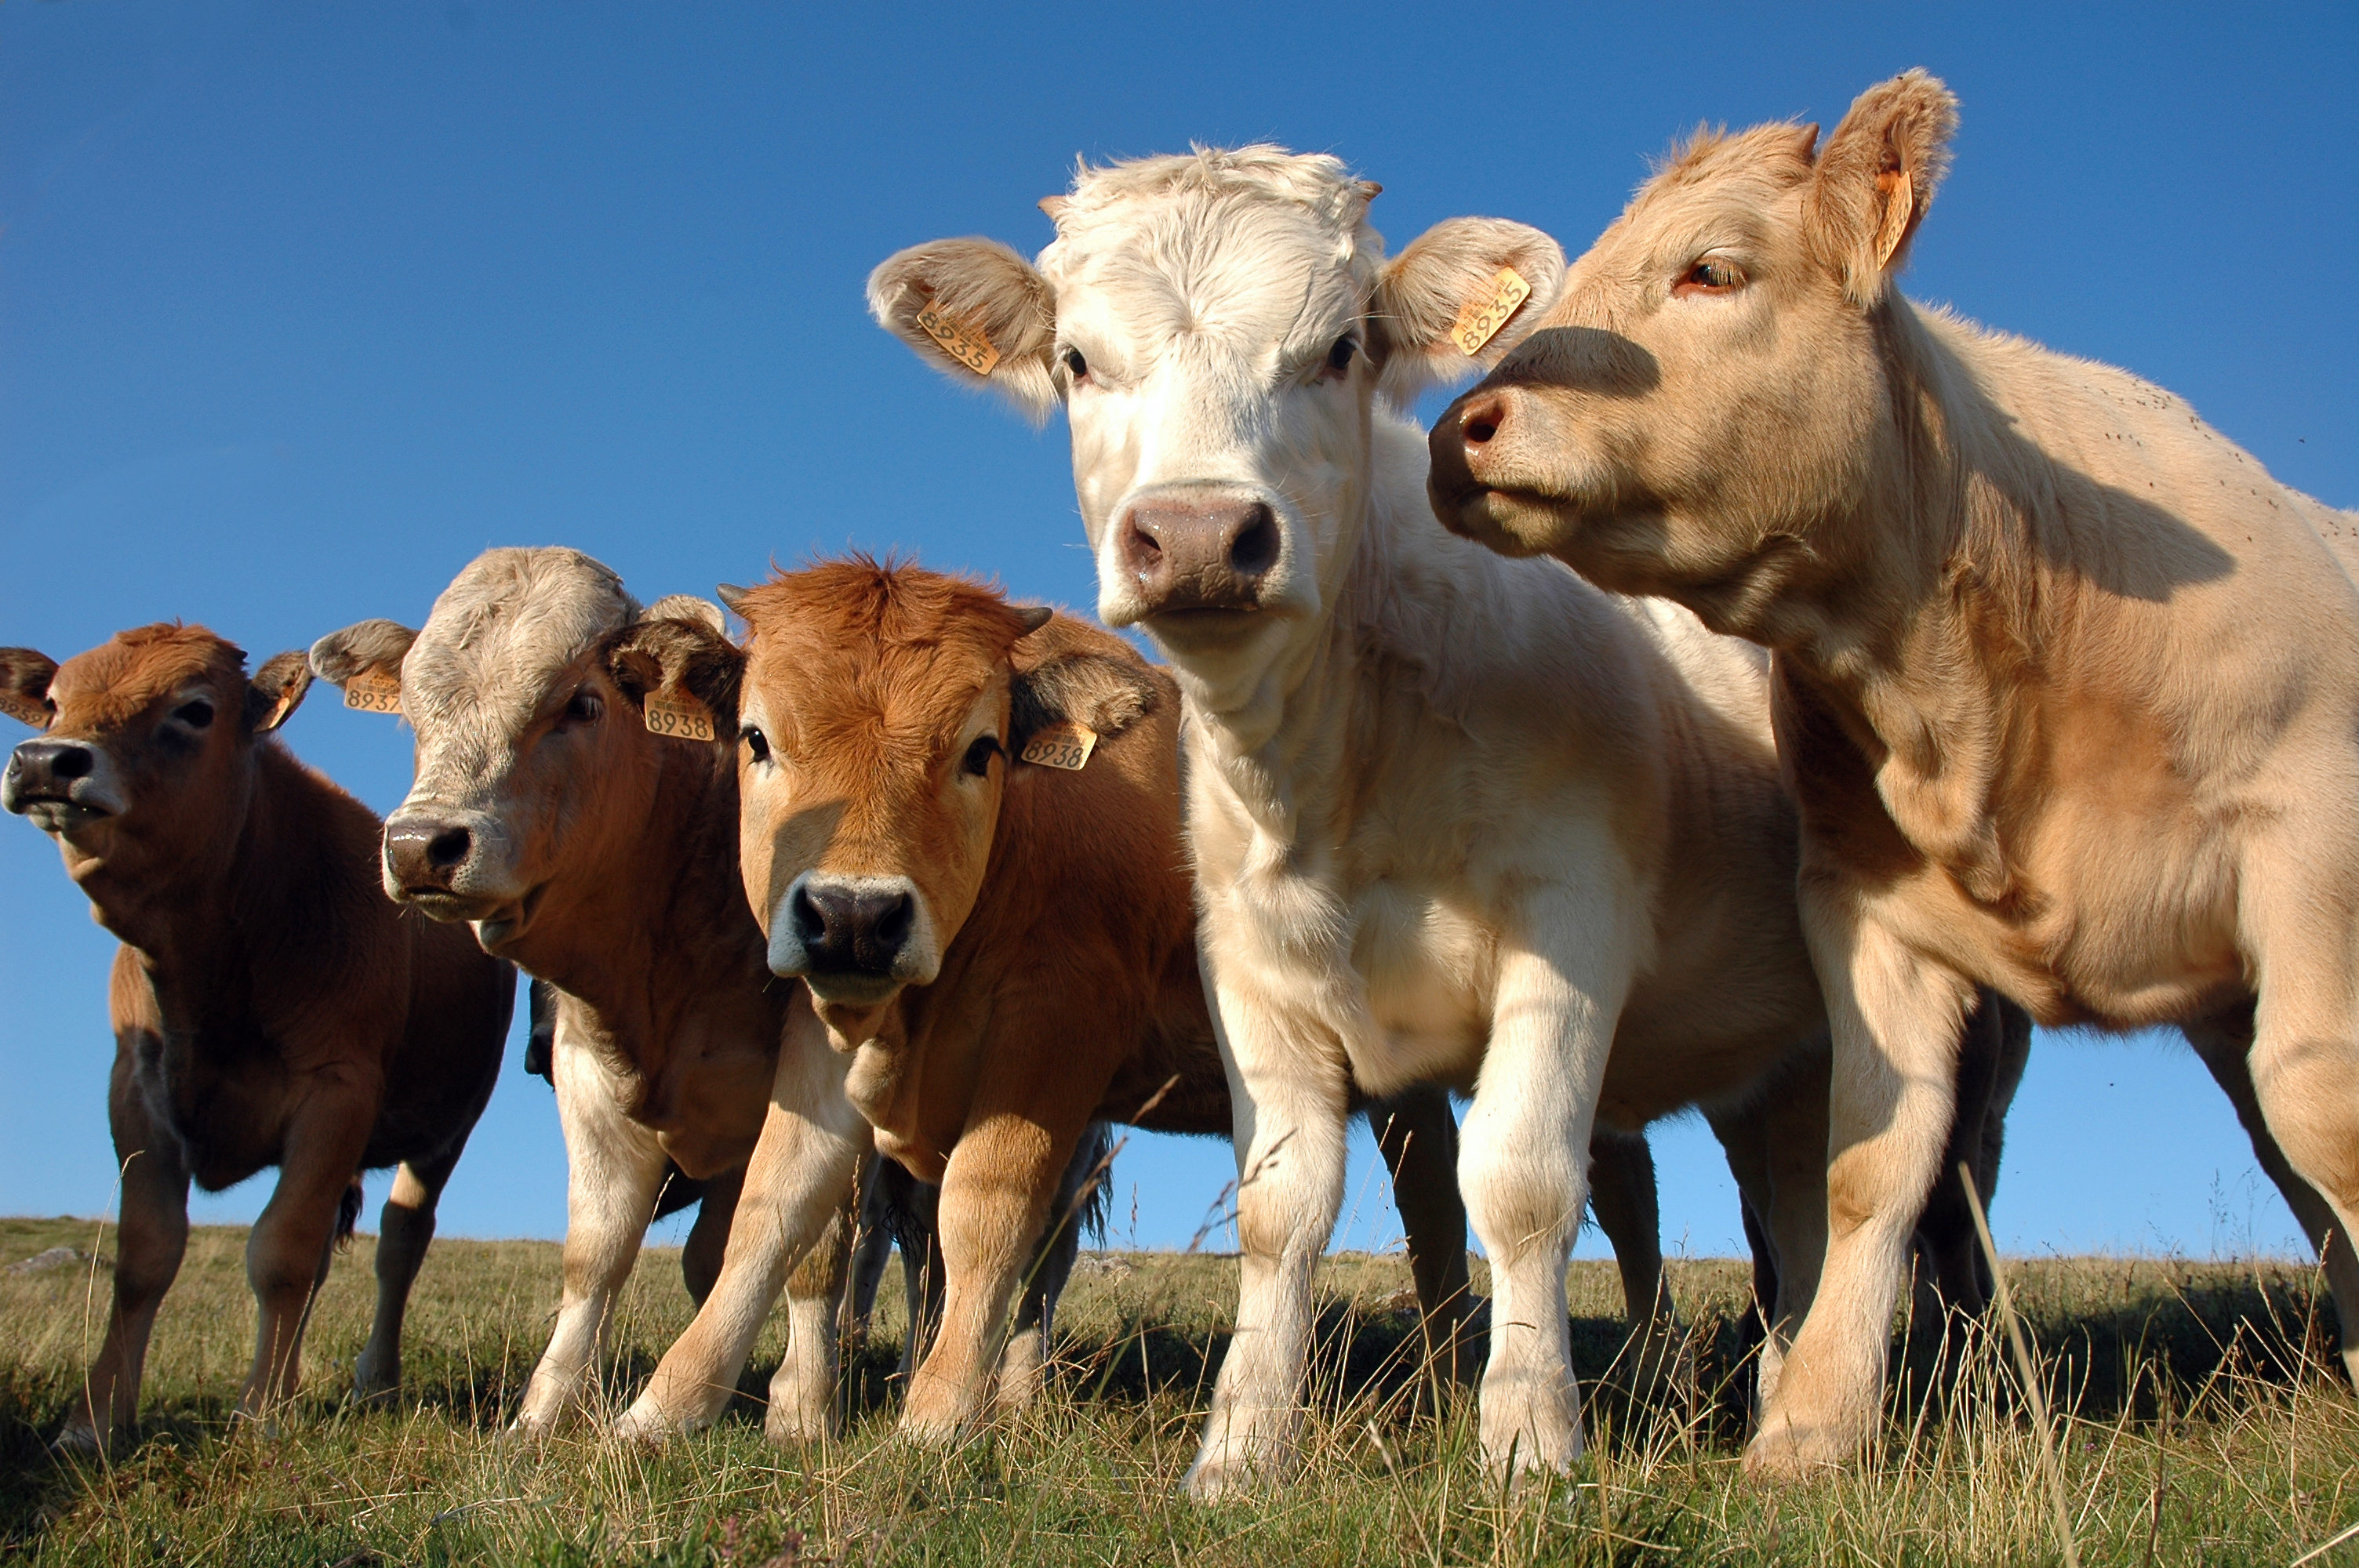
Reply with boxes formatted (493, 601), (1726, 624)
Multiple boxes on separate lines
(48, 747), (93, 781)
(426, 827), (472, 870)
(1228, 504), (1280, 578)
(1118, 513), (1165, 582)
(1461, 396), (1505, 446)
(872, 891), (914, 952)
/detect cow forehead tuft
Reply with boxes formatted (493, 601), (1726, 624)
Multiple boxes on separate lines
(49, 624), (245, 722)
(413, 547), (639, 676)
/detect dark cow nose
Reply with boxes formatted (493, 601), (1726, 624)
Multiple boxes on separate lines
(1118, 497), (1281, 615)
(3, 739), (96, 811)
(385, 819), (471, 891)
(791, 882), (915, 976)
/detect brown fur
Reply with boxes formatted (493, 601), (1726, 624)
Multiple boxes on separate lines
(725, 559), (1473, 1439)
(0, 624), (513, 1448)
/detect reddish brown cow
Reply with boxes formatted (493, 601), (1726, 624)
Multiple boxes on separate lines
(0, 625), (513, 1450)
(628, 560), (1474, 1441)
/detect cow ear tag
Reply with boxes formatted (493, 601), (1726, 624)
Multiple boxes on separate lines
(343, 668), (404, 716)
(915, 299), (1001, 377)
(643, 688), (718, 742)
(1019, 720), (1096, 771)
(1450, 267), (1532, 358)
(1873, 169), (1914, 270)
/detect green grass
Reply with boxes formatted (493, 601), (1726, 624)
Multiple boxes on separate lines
(2, 1214), (2354, 1565)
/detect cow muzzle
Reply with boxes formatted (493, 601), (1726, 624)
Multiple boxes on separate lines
(381, 805), (524, 926)
(1116, 493), (1282, 624)
(768, 871), (939, 1006)
(2, 739), (123, 832)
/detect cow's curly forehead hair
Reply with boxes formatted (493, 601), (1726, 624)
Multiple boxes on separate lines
(52, 622), (248, 723)
(737, 555), (1033, 661)
(1038, 144), (1387, 291)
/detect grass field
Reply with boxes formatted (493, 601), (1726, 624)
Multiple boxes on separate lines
(1, 1214), (2354, 1566)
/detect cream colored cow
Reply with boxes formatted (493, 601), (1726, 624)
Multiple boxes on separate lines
(1429, 70), (2359, 1477)
(871, 149), (1856, 1492)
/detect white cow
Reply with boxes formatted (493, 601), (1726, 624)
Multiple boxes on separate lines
(871, 148), (1845, 1491)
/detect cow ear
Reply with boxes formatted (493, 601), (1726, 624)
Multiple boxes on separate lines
(1009, 644), (1162, 755)
(868, 238), (1059, 424)
(1807, 68), (1957, 306)
(246, 651), (314, 735)
(1371, 217), (1568, 408)
(308, 619), (416, 699)
(0, 648), (58, 730)
(605, 612), (743, 742)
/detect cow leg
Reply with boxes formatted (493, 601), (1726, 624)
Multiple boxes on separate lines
(59, 1030), (191, 1454)
(612, 1008), (864, 1439)
(240, 1094), (375, 1424)
(1747, 901), (1972, 1481)
(998, 1121), (1107, 1414)
(1365, 1087), (1478, 1385)
(682, 1166), (745, 1308)
(1587, 1126), (1681, 1393)
(900, 1111), (1081, 1443)
(849, 1154), (896, 1333)
(1910, 989), (2007, 1331)
(2187, 1006), (2359, 1387)
(1459, 930), (1627, 1482)
(511, 1039), (671, 1436)
(1707, 1098), (1780, 1409)
(768, 1181), (855, 1443)
(352, 1145), (461, 1403)
(1182, 978), (1353, 1501)
(900, 1183), (947, 1381)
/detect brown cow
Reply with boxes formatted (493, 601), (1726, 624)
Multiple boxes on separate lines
(1428, 70), (2359, 1475)
(0, 625), (513, 1450)
(310, 549), (870, 1441)
(624, 558), (1476, 1442)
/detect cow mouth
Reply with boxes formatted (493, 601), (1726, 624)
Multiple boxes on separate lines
(1430, 481), (1566, 558)
(10, 795), (113, 833)
(1140, 604), (1270, 652)
(469, 885), (549, 949)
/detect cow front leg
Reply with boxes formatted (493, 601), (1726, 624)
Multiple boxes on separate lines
(613, 1011), (864, 1440)
(998, 1121), (1108, 1415)
(900, 1113), (1076, 1443)
(682, 1166), (745, 1308)
(1587, 1126), (1681, 1395)
(768, 1183), (854, 1443)
(1747, 899), (1970, 1481)
(353, 1142), (466, 1403)
(240, 1096), (375, 1425)
(1365, 1088), (1478, 1385)
(511, 1041), (671, 1435)
(1183, 975), (1352, 1501)
(1461, 937), (1623, 1481)
(60, 1033), (191, 1453)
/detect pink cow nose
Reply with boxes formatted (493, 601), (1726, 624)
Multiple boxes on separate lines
(1456, 392), (1510, 450)
(1118, 497), (1281, 615)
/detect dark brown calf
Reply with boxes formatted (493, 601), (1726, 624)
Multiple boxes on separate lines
(0, 625), (513, 1449)
(635, 559), (1475, 1441)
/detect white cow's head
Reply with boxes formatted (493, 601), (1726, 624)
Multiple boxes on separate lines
(871, 147), (1565, 709)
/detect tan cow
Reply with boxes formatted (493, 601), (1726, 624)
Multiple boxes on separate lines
(623, 557), (1478, 1441)
(1428, 69), (2359, 1477)
(310, 549), (867, 1441)
(867, 147), (2034, 1490)
(0, 626), (513, 1449)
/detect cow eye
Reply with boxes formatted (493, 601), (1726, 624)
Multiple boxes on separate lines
(960, 735), (1001, 779)
(1325, 336), (1358, 375)
(1061, 347), (1088, 381)
(742, 726), (770, 764)
(1675, 259), (1745, 296)
(173, 699), (213, 729)
(562, 689), (602, 725)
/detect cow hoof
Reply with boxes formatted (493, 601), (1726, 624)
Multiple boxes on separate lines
(49, 1424), (105, 1460)
(765, 1410), (836, 1445)
(1742, 1421), (1852, 1483)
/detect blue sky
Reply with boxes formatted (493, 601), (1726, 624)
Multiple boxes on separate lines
(2, 2), (2352, 1264)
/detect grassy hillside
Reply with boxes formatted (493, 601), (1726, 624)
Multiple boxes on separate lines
(0, 1215), (2350, 1565)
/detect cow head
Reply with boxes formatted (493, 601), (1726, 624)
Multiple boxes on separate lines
(0, 625), (311, 877)
(310, 546), (736, 954)
(718, 559), (1154, 1044)
(870, 147), (1565, 712)
(1427, 71), (1957, 610)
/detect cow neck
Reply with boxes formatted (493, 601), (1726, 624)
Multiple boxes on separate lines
(1178, 411), (1470, 841)
(505, 737), (765, 1069)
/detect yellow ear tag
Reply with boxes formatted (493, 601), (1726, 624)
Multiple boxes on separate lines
(1450, 267), (1533, 357)
(643, 689), (718, 742)
(1018, 720), (1096, 771)
(915, 300), (1001, 377)
(343, 668), (403, 716)
(1874, 169), (1914, 270)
